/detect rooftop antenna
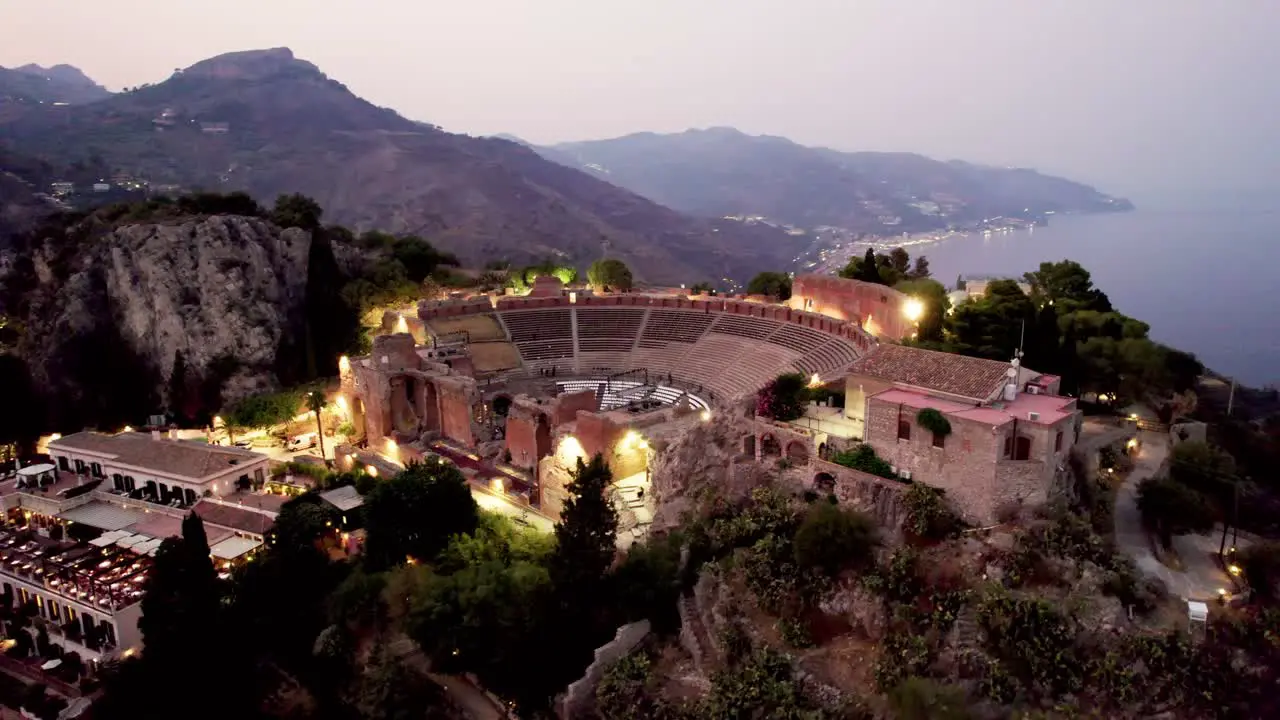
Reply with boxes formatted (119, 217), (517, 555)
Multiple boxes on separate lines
(1017, 318), (1026, 361)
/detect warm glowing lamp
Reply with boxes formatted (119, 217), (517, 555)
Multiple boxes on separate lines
(903, 297), (925, 323)
(395, 314), (409, 334)
(338, 355), (351, 374)
(366, 465), (378, 477)
(700, 409), (712, 422)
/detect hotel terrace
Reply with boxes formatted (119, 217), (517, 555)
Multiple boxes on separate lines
(1, 432), (279, 661)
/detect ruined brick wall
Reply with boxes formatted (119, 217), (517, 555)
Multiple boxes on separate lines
(554, 390), (598, 425)
(505, 413), (540, 469)
(864, 396), (1002, 523)
(808, 459), (907, 541)
(791, 275), (912, 340)
(435, 375), (478, 447)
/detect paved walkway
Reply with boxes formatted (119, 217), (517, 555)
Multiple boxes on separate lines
(1113, 431), (1231, 601)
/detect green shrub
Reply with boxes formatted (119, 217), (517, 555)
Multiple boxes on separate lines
(977, 593), (1082, 698)
(596, 652), (663, 720)
(915, 408), (952, 437)
(903, 484), (960, 540)
(777, 616), (814, 649)
(874, 632), (932, 691)
(793, 502), (876, 575)
(889, 677), (973, 720)
(830, 444), (897, 480)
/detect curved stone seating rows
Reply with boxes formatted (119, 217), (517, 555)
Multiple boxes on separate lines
(485, 303), (867, 399)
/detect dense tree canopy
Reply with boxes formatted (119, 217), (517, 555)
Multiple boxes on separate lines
(746, 271), (793, 300)
(363, 460), (479, 570)
(840, 246), (933, 287)
(588, 258), (634, 292)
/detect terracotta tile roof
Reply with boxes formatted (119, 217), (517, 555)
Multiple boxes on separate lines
(49, 432), (268, 483)
(192, 501), (274, 536)
(847, 344), (1011, 401)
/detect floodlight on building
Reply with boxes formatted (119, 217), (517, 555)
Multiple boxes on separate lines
(1129, 413), (1140, 421)
(1229, 564), (1242, 576)
(558, 436), (586, 464)
(569, 291), (578, 304)
(1126, 438), (1139, 451)
(903, 297), (925, 323)
(122, 425), (133, 433)
(366, 465), (378, 477)
(213, 416), (223, 427)
(335, 395), (349, 415)
(808, 373), (821, 388)
(50, 433), (61, 440)
(490, 477), (505, 494)
(700, 409), (712, 423)
(396, 314), (410, 334)
(338, 355), (351, 374)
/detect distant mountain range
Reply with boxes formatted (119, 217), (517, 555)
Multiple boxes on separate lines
(0, 48), (1131, 283)
(0, 63), (111, 105)
(517, 127), (1133, 234)
(0, 49), (797, 284)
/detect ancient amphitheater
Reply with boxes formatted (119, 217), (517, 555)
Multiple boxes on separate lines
(339, 278), (1066, 549)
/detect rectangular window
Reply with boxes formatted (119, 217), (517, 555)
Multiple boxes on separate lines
(932, 432), (945, 449)
(74, 459), (85, 474)
(1055, 431), (1063, 452)
(1013, 436), (1032, 461)
(57, 457), (70, 472)
(897, 420), (911, 441)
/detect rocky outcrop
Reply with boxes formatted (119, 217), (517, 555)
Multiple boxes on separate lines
(649, 409), (765, 529)
(7, 214), (313, 419)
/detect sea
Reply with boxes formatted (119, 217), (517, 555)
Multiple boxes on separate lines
(898, 205), (1280, 387)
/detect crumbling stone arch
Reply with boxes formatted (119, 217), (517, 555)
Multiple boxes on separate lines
(760, 433), (782, 457)
(785, 441), (810, 465)
(814, 472), (836, 493)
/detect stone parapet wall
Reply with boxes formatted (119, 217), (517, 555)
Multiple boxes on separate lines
(557, 620), (652, 720)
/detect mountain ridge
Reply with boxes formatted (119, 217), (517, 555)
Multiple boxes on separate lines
(526, 126), (1132, 235)
(0, 63), (111, 104)
(0, 49), (798, 284)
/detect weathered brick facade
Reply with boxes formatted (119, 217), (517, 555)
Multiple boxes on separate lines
(790, 274), (913, 340)
(864, 396), (1077, 523)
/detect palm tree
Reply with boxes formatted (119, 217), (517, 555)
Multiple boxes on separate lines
(308, 391), (326, 461)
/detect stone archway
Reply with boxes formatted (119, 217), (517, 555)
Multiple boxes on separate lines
(760, 433), (782, 457)
(492, 394), (513, 417)
(785, 441), (810, 465)
(814, 472), (836, 493)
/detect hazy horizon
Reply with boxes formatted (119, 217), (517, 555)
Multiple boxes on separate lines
(4, 0), (1279, 206)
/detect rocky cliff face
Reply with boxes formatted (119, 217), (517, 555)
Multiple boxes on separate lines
(6, 214), (312, 427)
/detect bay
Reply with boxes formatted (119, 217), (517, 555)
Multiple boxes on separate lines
(915, 208), (1280, 387)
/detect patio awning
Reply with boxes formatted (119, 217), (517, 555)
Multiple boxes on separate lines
(131, 538), (164, 555)
(89, 530), (128, 547)
(114, 534), (146, 549)
(209, 536), (262, 561)
(58, 502), (146, 531)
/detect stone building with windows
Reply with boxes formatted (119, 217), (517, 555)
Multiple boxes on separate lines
(47, 430), (270, 506)
(842, 344), (1079, 523)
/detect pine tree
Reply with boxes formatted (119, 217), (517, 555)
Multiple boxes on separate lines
(550, 454), (619, 593)
(858, 247), (881, 284)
